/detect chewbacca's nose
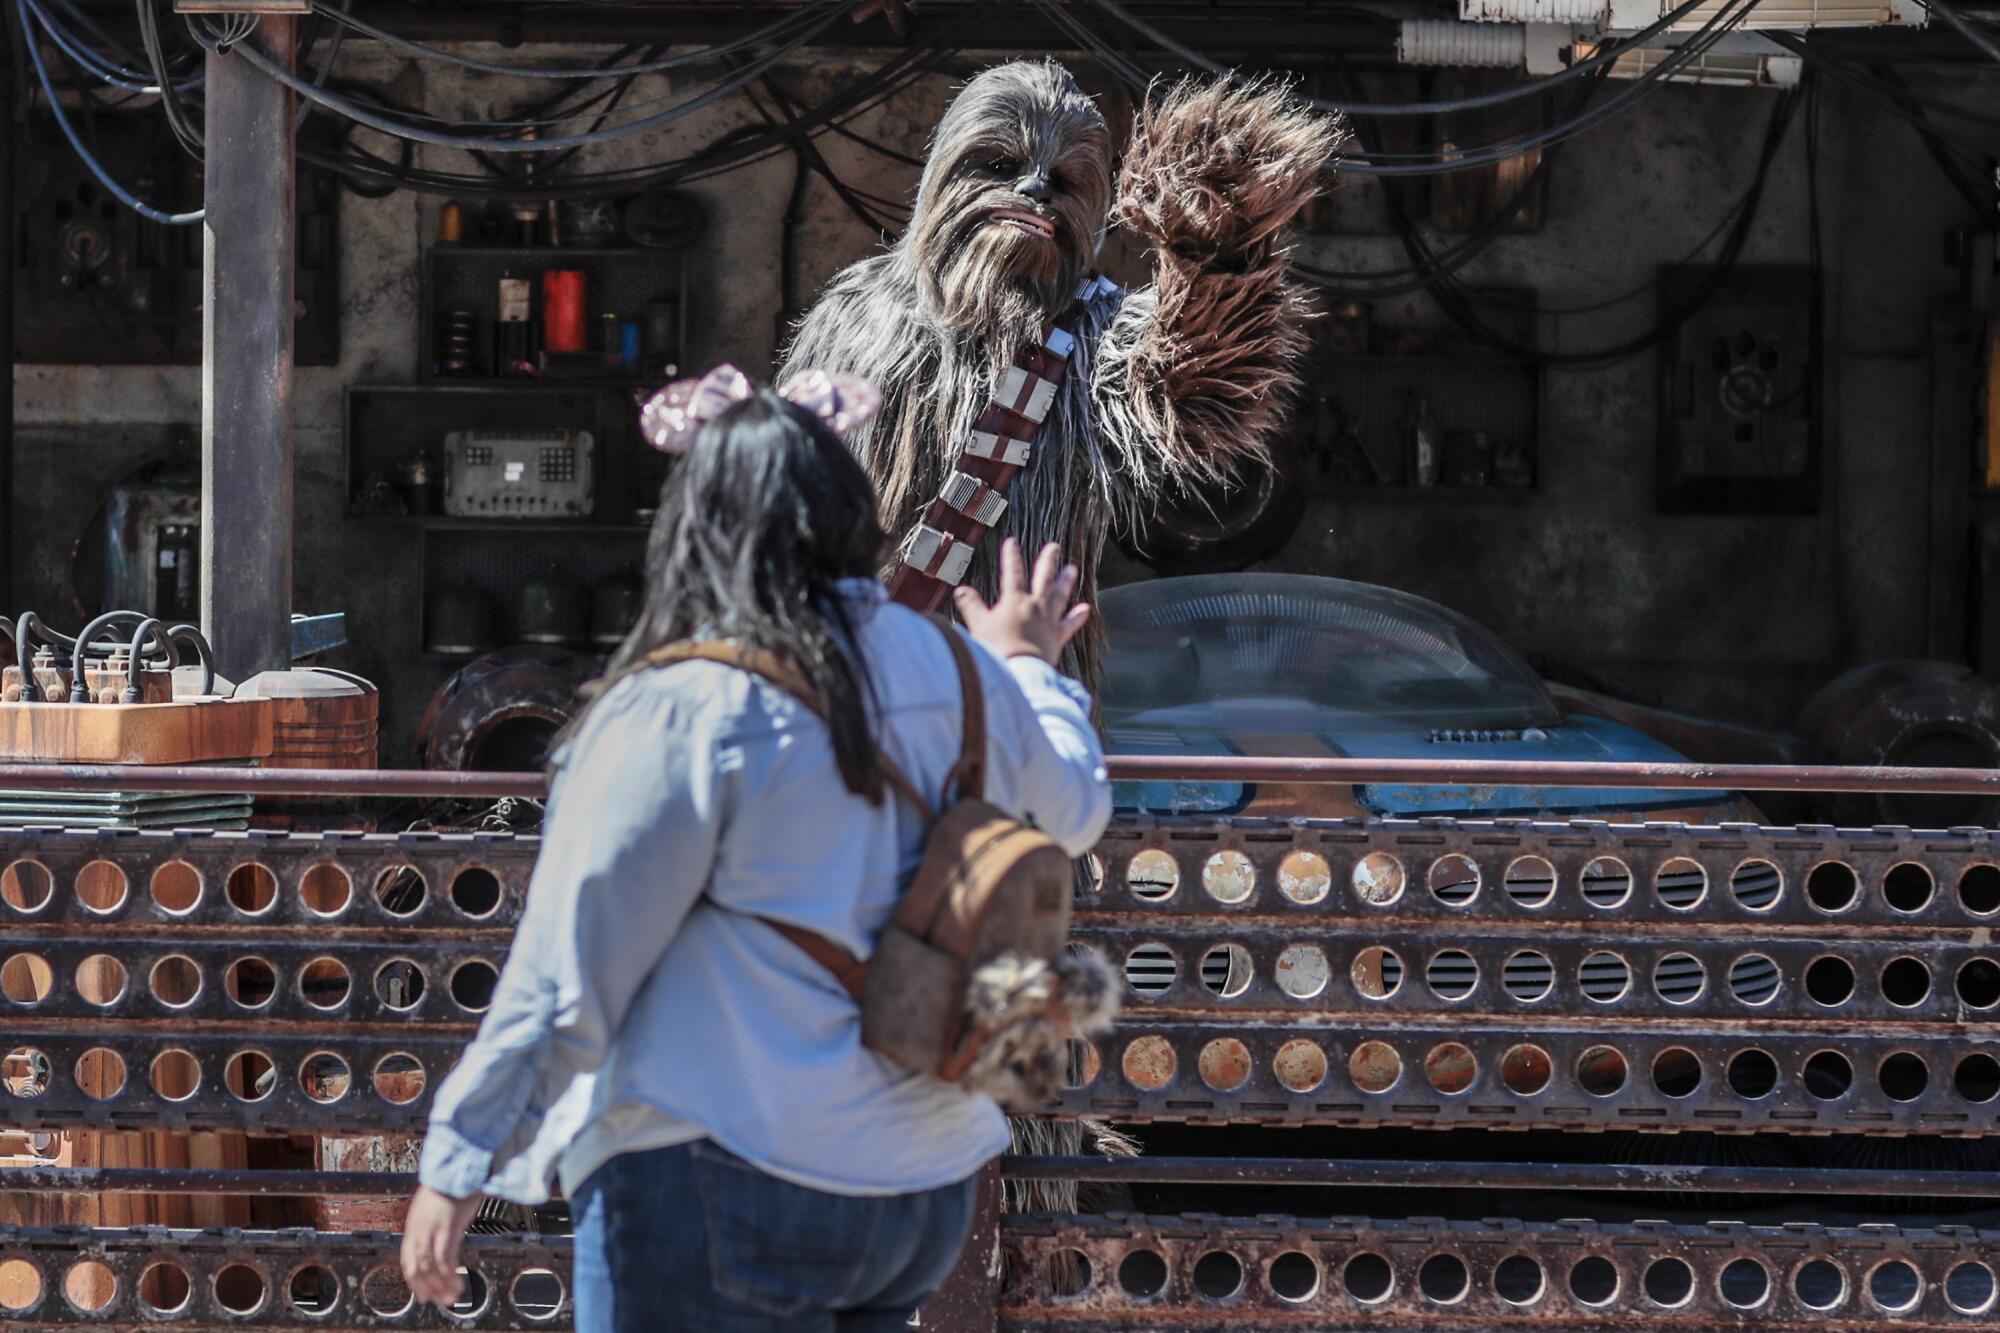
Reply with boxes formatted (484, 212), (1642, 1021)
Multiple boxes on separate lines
(1014, 170), (1053, 205)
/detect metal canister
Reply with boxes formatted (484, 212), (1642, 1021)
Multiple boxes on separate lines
(514, 569), (588, 646)
(590, 567), (645, 648)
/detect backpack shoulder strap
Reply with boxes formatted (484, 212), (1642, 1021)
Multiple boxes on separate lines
(930, 618), (987, 804)
(640, 641), (936, 819)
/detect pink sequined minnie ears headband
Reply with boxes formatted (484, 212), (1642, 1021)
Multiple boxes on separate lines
(640, 363), (883, 455)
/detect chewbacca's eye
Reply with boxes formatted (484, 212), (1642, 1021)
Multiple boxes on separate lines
(987, 156), (1022, 176)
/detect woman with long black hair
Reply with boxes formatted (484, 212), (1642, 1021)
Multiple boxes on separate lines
(400, 366), (1110, 1331)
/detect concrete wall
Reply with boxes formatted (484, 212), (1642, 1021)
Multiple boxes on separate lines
(7, 43), (1992, 761)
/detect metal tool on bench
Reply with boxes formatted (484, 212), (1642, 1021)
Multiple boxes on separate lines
(442, 427), (595, 518)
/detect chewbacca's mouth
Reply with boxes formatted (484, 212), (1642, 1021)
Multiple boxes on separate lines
(987, 208), (1056, 239)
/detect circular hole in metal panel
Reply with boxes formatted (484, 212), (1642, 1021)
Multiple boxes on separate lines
(374, 1053), (426, 1105)
(450, 866), (504, 917)
(1197, 1038), (1252, 1092)
(1273, 1039), (1327, 1093)
(140, 1261), (191, 1314)
(1494, 1254), (1544, 1305)
(1124, 945), (1177, 999)
(1419, 1253), (1469, 1304)
(1958, 863), (2000, 915)
(1501, 1043), (1552, 1096)
(1644, 1257), (1694, 1307)
(0, 1259), (41, 1313)
(374, 865), (428, 917)
(1579, 951), (1630, 1003)
(1351, 851), (1405, 905)
(75, 954), (126, 1006)
(300, 863), (351, 916)
(288, 1264), (338, 1315)
(0, 953), (52, 1005)
(214, 1263), (267, 1315)
(1806, 955), (1855, 1006)
(1193, 1251), (1243, 1300)
(149, 861), (200, 914)
(1576, 1045), (1629, 1096)
(1807, 861), (1858, 912)
(1201, 851), (1255, 905)
(1879, 1051), (1930, 1102)
(1728, 953), (1780, 1006)
(1349, 1041), (1402, 1094)
(224, 957), (276, 1008)
(2, 1047), (50, 1098)
(1048, 1250), (1092, 1298)
(148, 1049), (199, 1101)
(1946, 1262), (1996, 1316)
(1425, 949), (1478, 1001)
(1428, 853), (1480, 907)
(149, 955), (202, 1008)
(1954, 1053), (2000, 1103)
(1794, 1258), (1847, 1311)
(1269, 1251), (1319, 1303)
(1121, 1036), (1176, 1091)
(225, 863), (276, 915)
(1424, 1042), (1477, 1094)
(1653, 952), (1706, 1005)
(1568, 1256), (1619, 1306)
(1117, 1251), (1168, 1299)
(1727, 1048), (1780, 1098)
(1349, 946), (1399, 1000)
(63, 1260), (116, 1312)
(1955, 957), (2000, 1009)
(223, 1050), (273, 1102)
(1275, 944), (1329, 1000)
(1343, 1253), (1392, 1303)
(1654, 857), (1706, 910)
(1199, 944), (1251, 998)
(1277, 850), (1330, 905)
(1, 860), (53, 912)
(300, 957), (352, 1010)
(509, 1267), (566, 1321)
(1804, 1050), (1854, 1100)
(1126, 849), (1179, 902)
(1730, 858), (1782, 910)
(1503, 950), (1553, 1002)
(1504, 855), (1556, 908)
(75, 1048), (125, 1100)
(374, 958), (426, 1011)
(361, 1265), (412, 1318)
(451, 959), (500, 1012)
(1868, 1260), (1922, 1313)
(1652, 1047), (1703, 1098)
(450, 1268), (491, 1320)
(1881, 956), (1933, 1008)
(75, 861), (127, 914)
(300, 1052), (352, 1104)
(1883, 862), (1933, 913)
(1580, 857), (1631, 909)
(1719, 1258), (1770, 1309)
(1064, 1040), (1101, 1090)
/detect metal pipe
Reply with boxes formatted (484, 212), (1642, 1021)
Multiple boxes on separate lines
(0, 1166), (416, 1196)
(0, 23), (13, 617)
(2, 755), (2000, 799)
(998, 1155), (2000, 1198)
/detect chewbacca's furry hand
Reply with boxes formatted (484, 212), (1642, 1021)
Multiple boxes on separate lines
(1114, 78), (1342, 266)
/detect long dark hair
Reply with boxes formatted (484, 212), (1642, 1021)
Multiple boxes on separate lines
(571, 389), (891, 802)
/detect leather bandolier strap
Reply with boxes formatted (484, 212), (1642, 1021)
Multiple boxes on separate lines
(886, 273), (1121, 612)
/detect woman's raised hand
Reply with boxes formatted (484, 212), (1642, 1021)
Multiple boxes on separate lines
(952, 539), (1093, 667)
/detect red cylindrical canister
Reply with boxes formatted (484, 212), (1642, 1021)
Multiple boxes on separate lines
(542, 269), (587, 353)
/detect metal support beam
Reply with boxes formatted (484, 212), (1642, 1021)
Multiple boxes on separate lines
(200, 17), (297, 683)
(0, 18), (15, 614)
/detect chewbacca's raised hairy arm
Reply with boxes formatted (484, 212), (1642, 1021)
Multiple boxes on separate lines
(1091, 79), (1342, 506)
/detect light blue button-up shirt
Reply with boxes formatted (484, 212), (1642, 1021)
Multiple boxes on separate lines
(417, 581), (1112, 1204)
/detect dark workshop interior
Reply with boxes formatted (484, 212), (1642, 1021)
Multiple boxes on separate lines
(2, 2), (1997, 778)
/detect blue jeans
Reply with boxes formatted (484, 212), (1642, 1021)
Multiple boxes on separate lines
(571, 1140), (979, 1332)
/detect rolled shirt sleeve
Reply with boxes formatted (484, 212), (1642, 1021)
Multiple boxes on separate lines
(417, 676), (731, 1202)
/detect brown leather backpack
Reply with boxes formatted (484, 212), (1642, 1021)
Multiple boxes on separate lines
(643, 617), (1118, 1108)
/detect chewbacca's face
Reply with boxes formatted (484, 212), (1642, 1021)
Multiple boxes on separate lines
(908, 62), (1113, 342)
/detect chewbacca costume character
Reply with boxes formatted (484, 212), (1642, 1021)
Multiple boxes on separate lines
(781, 62), (1337, 1215)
